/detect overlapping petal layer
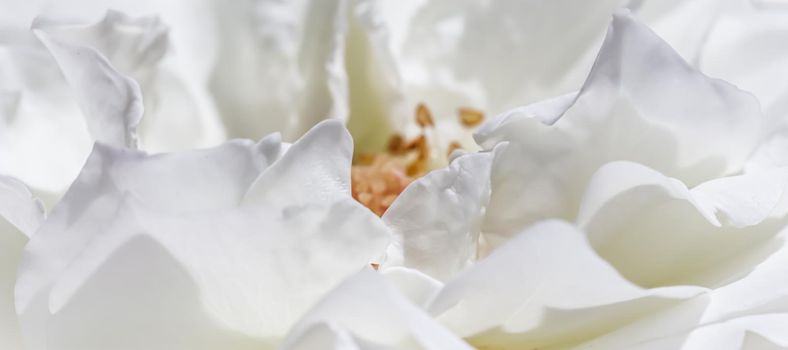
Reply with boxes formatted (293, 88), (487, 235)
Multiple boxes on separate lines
(0, 176), (44, 349)
(474, 11), (768, 240)
(282, 269), (472, 350)
(426, 220), (704, 349)
(15, 121), (392, 349)
(210, 0), (350, 141)
(382, 145), (501, 281)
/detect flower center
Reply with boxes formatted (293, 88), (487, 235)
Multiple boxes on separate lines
(351, 103), (484, 216)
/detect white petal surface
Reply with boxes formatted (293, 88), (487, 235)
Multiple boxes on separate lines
(574, 228), (788, 349)
(746, 130), (788, 218)
(41, 216), (268, 350)
(356, 0), (624, 131)
(629, 0), (723, 62)
(284, 324), (363, 350)
(427, 220), (704, 349)
(2, 7), (225, 200)
(15, 136), (282, 349)
(1, 7), (225, 198)
(382, 145), (499, 281)
(210, 0), (349, 141)
(691, 167), (788, 227)
(698, 2), (788, 122)
(0, 31), (94, 194)
(0, 176), (44, 350)
(282, 269), (473, 350)
(39, 9), (224, 153)
(680, 315), (788, 350)
(380, 267), (443, 309)
(474, 11), (765, 240)
(577, 161), (788, 288)
(0, 0), (218, 77)
(747, 130), (788, 173)
(244, 120), (352, 207)
(0, 175), (46, 238)
(40, 196), (388, 348)
(32, 14), (144, 149)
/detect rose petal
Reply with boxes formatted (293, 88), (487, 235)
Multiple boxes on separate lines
(474, 11), (765, 241)
(575, 228), (788, 349)
(283, 324), (363, 350)
(428, 220), (704, 349)
(698, 3), (788, 121)
(479, 10), (763, 182)
(32, 14), (144, 149)
(0, 175), (46, 238)
(244, 120), (353, 207)
(210, 0), (349, 141)
(628, 0), (724, 62)
(382, 145), (501, 281)
(700, 229), (788, 323)
(0, 175), (44, 349)
(380, 267), (443, 309)
(0, 31), (94, 194)
(691, 167), (788, 228)
(40, 195), (388, 347)
(282, 269), (473, 350)
(58, 10), (225, 153)
(680, 315), (788, 350)
(355, 0), (624, 128)
(15, 136), (282, 348)
(578, 161), (788, 288)
(746, 130), (788, 218)
(40, 226), (267, 350)
(2, 8), (221, 195)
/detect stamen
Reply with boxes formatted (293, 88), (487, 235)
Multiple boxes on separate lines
(354, 153), (376, 166)
(405, 135), (423, 151)
(387, 134), (406, 154)
(416, 103), (435, 127)
(406, 158), (427, 177)
(352, 154), (415, 216)
(405, 135), (429, 177)
(447, 141), (463, 157)
(458, 107), (484, 127)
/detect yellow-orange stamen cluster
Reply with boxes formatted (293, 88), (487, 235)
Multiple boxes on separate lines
(351, 153), (415, 216)
(351, 103), (485, 216)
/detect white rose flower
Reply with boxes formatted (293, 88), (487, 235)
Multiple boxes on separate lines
(2, 1), (788, 350)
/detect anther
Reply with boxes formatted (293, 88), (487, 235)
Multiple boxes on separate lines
(387, 134), (406, 154)
(458, 107), (484, 127)
(416, 103), (435, 128)
(406, 135), (427, 152)
(447, 141), (463, 157)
